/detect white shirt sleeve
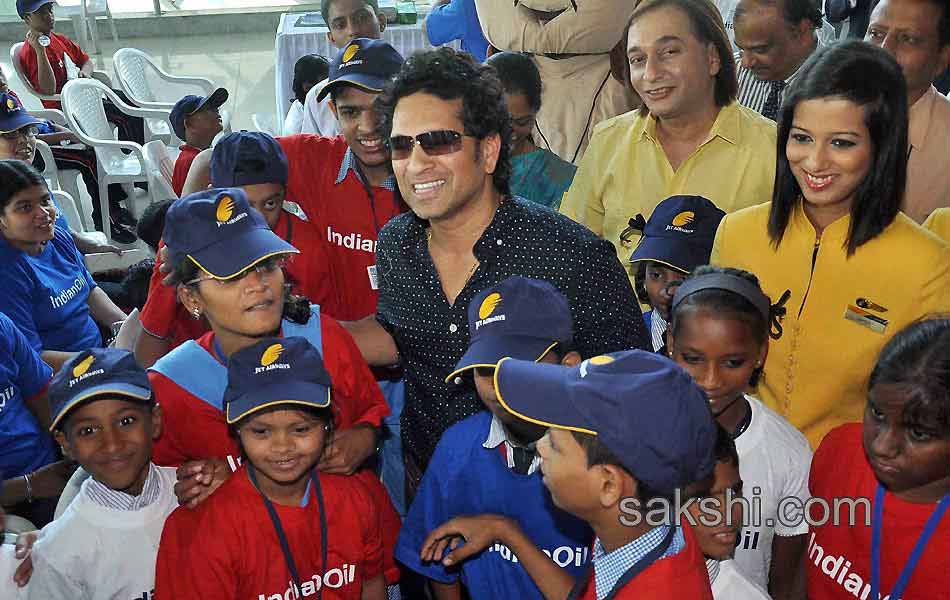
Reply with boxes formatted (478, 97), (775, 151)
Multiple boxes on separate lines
(283, 100), (305, 135)
(774, 435), (813, 537)
(300, 79), (340, 136)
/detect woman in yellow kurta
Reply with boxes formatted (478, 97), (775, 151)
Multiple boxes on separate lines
(712, 41), (950, 448)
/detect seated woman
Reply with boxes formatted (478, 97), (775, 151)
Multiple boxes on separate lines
(283, 54), (330, 135)
(0, 160), (127, 370)
(485, 51), (576, 210)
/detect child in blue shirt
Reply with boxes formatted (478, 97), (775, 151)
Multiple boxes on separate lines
(395, 276), (593, 599)
(629, 195), (725, 353)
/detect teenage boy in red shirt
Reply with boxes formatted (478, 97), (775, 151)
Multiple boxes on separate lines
(169, 88), (227, 195)
(420, 351), (717, 599)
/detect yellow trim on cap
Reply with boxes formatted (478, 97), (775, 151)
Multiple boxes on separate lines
(323, 81), (385, 99)
(187, 249), (298, 281)
(628, 258), (690, 274)
(225, 390), (332, 425)
(49, 388), (152, 432)
(492, 357), (598, 436)
(443, 341), (559, 385)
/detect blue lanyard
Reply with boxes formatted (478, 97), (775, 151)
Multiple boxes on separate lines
(870, 484), (950, 600)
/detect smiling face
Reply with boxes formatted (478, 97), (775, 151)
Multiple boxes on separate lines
(504, 92), (537, 156)
(865, 0), (950, 105)
(627, 4), (721, 120)
(735, 1), (813, 82)
(331, 85), (389, 171)
(863, 383), (950, 503)
(643, 262), (687, 320)
(391, 92), (501, 224)
(786, 97), (873, 230)
(687, 459), (743, 559)
(236, 407), (329, 504)
(0, 183), (57, 251)
(0, 126), (38, 163)
(56, 398), (161, 497)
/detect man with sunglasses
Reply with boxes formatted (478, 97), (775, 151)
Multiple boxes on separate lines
(344, 47), (649, 499)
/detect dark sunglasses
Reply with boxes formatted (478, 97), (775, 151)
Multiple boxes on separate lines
(388, 130), (466, 160)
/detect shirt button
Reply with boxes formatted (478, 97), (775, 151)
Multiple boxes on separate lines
(449, 324), (458, 333)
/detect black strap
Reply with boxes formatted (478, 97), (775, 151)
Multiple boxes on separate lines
(566, 526), (677, 600)
(247, 464), (328, 600)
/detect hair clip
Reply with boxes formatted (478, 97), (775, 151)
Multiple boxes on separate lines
(768, 289), (791, 340)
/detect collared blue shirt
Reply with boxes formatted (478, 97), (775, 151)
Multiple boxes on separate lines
(335, 147), (396, 191)
(591, 526), (685, 600)
(424, 0), (489, 62)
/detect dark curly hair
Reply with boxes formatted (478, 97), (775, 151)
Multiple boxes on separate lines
(292, 54), (331, 104)
(375, 47), (513, 196)
(485, 51), (543, 112)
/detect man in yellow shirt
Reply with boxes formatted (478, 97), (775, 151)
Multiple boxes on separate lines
(560, 0), (777, 278)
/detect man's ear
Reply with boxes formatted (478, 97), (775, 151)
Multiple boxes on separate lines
(479, 132), (502, 174)
(706, 42), (722, 77)
(53, 430), (72, 460)
(596, 464), (629, 508)
(560, 350), (582, 367)
(150, 404), (164, 440)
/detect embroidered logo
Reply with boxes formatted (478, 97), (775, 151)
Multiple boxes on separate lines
(666, 211), (697, 233)
(5, 97), (16, 111)
(260, 343), (283, 367)
(475, 292), (506, 329)
(580, 355), (614, 378)
(215, 195), (247, 228)
(73, 355), (95, 378)
(342, 43), (360, 63)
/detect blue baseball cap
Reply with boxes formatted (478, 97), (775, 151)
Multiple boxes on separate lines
(446, 276), (573, 384)
(0, 93), (44, 134)
(495, 350), (716, 494)
(316, 38), (405, 102)
(16, 0), (54, 17)
(49, 348), (152, 432)
(224, 337), (332, 424)
(163, 187), (298, 279)
(210, 131), (289, 188)
(169, 88), (228, 141)
(630, 195), (725, 273)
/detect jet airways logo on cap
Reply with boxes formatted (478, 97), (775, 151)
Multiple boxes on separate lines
(215, 195), (248, 228)
(68, 355), (105, 387)
(5, 97), (16, 111)
(342, 43), (360, 63)
(255, 343), (291, 374)
(580, 355), (614, 378)
(475, 292), (506, 330)
(666, 211), (696, 234)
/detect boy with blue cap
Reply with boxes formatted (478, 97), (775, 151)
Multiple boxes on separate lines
(156, 336), (387, 599)
(396, 276), (592, 599)
(420, 350), (717, 599)
(25, 347), (177, 600)
(629, 195), (726, 352)
(169, 88), (228, 195)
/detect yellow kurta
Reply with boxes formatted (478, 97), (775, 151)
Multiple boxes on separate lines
(923, 207), (950, 242)
(560, 102), (777, 278)
(712, 202), (950, 447)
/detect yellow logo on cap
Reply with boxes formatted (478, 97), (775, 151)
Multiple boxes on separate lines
(479, 293), (502, 320)
(261, 343), (284, 367)
(588, 355), (615, 366)
(216, 196), (235, 223)
(73, 355), (96, 378)
(671, 211), (695, 227)
(342, 43), (360, 63)
(5, 98), (15, 110)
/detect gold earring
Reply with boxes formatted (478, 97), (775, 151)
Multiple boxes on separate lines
(192, 308), (201, 320)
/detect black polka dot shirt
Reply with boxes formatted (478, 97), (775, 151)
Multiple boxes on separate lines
(376, 196), (650, 469)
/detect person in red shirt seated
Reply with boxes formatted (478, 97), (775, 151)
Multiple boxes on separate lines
(145, 187), (401, 588)
(156, 335), (388, 599)
(169, 88), (227, 196)
(806, 318), (950, 600)
(135, 132), (334, 368)
(419, 351), (716, 599)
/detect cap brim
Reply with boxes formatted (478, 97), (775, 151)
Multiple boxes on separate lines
(316, 76), (385, 102)
(194, 88), (229, 113)
(225, 382), (331, 424)
(0, 113), (45, 134)
(493, 357), (597, 435)
(49, 382), (151, 431)
(188, 226), (298, 279)
(629, 237), (708, 272)
(445, 337), (558, 384)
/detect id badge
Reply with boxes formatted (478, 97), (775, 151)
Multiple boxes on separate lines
(368, 265), (379, 290)
(844, 304), (888, 334)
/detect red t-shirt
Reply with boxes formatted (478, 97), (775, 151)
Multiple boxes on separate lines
(172, 144), (200, 196)
(139, 210), (333, 349)
(807, 424), (950, 599)
(573, 522), (712, 599)
(278, 135), (407, 321)
(17, 32), (88, 109)
(156, 467), (383, 599)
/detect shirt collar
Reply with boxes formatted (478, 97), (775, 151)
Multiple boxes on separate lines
(909, 85), (938, 151)
(650, 310), (668, 352)
(640, 102), (742, 147)
(591, 526), (672, 600)
(86, 463), (162, 512)
(335, 147), (396, 191)
(706, 558), (721, 585)
(483, 413), (542, 475)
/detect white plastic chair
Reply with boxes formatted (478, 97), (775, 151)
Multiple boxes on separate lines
(50, 190), (94, 240)
(35, 139), (87, 220)
(61, 78), (170, 241)
(143, 140), (178, 200)
(10, 42), (113, 107)
(112, 48), (232, 144)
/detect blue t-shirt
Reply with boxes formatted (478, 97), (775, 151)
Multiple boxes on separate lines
(0, 225), (102, 353)
(425, 0), (489, 62)
(396, 411), (593, 599)
(0, 312), (56, 479)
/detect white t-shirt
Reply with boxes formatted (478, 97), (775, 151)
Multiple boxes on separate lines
(300, 78), (341, 137)
(283, 99), (306, 135)
(733, 395), (812, 590)
(710, 559), (772, 600)
(714, 0), (838, 50)
(26, 465), (179, 600)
